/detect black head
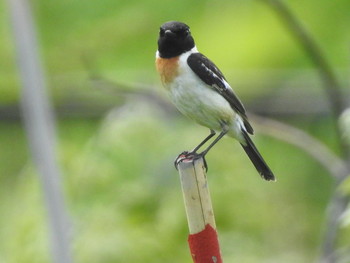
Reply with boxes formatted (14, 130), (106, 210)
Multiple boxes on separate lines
(157, 21), (195, 58)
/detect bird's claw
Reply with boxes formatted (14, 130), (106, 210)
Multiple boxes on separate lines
(174, 151), (208, 172)
(174, 151), (189, 170)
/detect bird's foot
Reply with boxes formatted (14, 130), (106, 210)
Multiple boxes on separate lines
(174, 151), (208, 172)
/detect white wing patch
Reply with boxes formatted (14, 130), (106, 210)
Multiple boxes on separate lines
(200, 62), (232, 95)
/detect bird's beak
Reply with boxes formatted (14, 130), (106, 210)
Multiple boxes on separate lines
(164, 30), (175, 37)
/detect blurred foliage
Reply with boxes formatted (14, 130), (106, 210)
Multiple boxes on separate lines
(0, 101), (335, 262)
(1, 0), (350, 102)
(1, 0), (350, 262)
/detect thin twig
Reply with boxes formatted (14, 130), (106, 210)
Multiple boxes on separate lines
(319, 189), (350, 263)
(87, 70), (349, 179)
(250, 114), (348, 179)
(260, 0), (348, 157)
(260, 0), (345, 114)
(259, 1), (350, 261)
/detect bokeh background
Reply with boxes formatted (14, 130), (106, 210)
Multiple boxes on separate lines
(1, 0), (350, 262)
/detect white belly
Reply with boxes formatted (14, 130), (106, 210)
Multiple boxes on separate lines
(168, 76), (235, 131)
(159, 49), (245, 141)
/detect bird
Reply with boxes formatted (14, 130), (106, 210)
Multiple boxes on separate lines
(155, 21), (275, 181)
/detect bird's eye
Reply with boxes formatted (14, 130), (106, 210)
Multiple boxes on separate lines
(159, 28), (165, 36)
(183, 29), (190, 36)
(179, 29), (190, 37)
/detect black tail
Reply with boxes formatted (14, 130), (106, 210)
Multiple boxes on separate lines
(240, 130), (275, 181)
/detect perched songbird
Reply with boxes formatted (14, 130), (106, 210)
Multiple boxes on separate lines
(155, 21), (275, 181)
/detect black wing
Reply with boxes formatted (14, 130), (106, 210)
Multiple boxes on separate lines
(187, 52), (253, 134)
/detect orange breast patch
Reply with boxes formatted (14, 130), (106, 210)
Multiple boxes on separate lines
(156, 56), (179, 85)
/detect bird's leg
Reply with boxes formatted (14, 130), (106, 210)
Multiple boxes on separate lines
(190, 129), (216, 153)
(174, 129), (215, 170)
(198, 129), (228, 157)
(175, 129), (227, 172)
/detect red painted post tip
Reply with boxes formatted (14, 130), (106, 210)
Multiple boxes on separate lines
(188, 224), (222, 263)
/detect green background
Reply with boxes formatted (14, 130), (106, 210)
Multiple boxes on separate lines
(1, 0), (349, 262)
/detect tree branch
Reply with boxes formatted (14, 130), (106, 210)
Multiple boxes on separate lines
(260, 0), (348, 157)
(250, 114), (348, 179)
(258, 2), (350, 261)
(260, 0), (345, 115)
